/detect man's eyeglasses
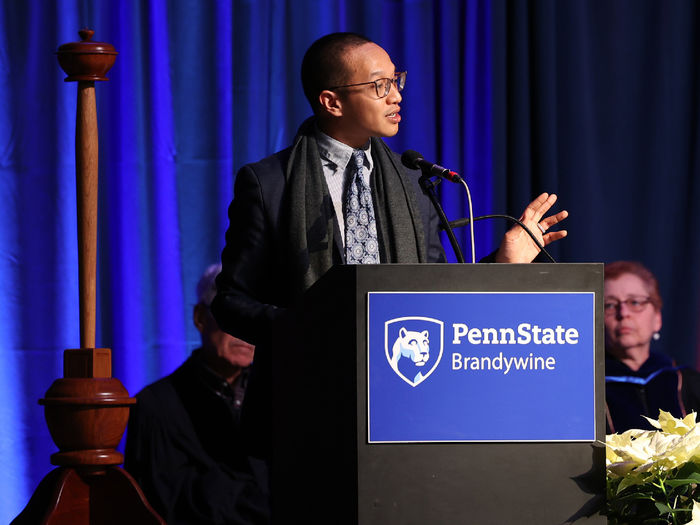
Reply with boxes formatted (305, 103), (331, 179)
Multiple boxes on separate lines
(327, 71), (407, 99)
(603, 297), (652, 316)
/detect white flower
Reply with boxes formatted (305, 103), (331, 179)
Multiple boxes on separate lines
(606, 411), (700, 521)
(644, 410), (697, 435)
(605, 411), (700, 478)
(688, 500), (700, 525)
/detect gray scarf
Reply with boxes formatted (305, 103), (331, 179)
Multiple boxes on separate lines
(281, 118), (427, 300)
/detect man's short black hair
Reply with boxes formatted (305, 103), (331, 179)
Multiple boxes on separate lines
(301, 32), (373, 113)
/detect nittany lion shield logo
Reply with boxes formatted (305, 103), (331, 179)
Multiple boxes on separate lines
(385, 316), (444, 387)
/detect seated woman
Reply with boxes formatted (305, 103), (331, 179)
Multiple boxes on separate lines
(605, 260), (700, 432)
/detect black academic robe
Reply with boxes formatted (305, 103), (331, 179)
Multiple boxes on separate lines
(605, 351), (700, 433)
(124, 351), (270, 524)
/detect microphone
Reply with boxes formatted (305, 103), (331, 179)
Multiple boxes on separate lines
(404, 149), (470, 263)
(401, 150), (462, 183)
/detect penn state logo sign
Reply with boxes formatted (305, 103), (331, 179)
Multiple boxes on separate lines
(385, 316), (444, 387)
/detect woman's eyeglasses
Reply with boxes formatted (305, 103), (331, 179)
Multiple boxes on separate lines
(603, 297), (652, 316)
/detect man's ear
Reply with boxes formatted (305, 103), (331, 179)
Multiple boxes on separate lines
(318, 89), (343, 117)
(193, 304), (206, 334)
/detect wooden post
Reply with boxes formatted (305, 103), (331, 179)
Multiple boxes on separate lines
(12, 29), (164, 525)
(76, 79), (98, 349)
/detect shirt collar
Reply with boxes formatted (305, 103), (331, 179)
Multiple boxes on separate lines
(190, 348), (247, 397)
(315, 127), (373, 173)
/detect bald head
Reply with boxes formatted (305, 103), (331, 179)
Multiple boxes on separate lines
(301, 32), (373, 113)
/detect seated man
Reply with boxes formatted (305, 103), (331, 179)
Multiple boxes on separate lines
(125, 264), (269, 525)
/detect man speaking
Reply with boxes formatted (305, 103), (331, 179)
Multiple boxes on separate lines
(212, 32), (568, 348)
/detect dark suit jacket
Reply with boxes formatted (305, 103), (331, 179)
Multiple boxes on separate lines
(210, 138), (447, 461)
(212, 143), (446, 347)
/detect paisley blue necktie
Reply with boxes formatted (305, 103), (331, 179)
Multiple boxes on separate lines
(344, 150), (379, 264)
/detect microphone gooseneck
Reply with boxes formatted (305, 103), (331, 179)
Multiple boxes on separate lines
(402, 149), (471, 263)
(446, 214), (557, 263)
(402, 149), (557, 264)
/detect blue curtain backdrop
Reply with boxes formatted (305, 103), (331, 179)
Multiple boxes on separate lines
(2, 0), (699, 521)
(491, 0), (700, 372)
(0, 0), (494, 520)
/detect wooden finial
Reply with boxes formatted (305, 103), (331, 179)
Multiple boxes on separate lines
(78, 28), (95, 41)
(57, 28), (118, 82)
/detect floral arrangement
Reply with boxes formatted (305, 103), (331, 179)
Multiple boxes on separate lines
(605, 411), (700, 524)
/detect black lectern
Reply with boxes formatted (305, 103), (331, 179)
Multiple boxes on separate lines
(271, 263), (605, 524)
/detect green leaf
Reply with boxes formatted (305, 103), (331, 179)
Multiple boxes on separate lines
(654, 501), (673, 514)
(665, 478), (699, 488)
(618, 475), (648, 494)
(676, 462), (700, 478)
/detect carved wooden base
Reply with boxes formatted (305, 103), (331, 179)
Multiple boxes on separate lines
(40, 375), (134, 466)
(11, 466), (164, 525)
(14, 348), (163, 523)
